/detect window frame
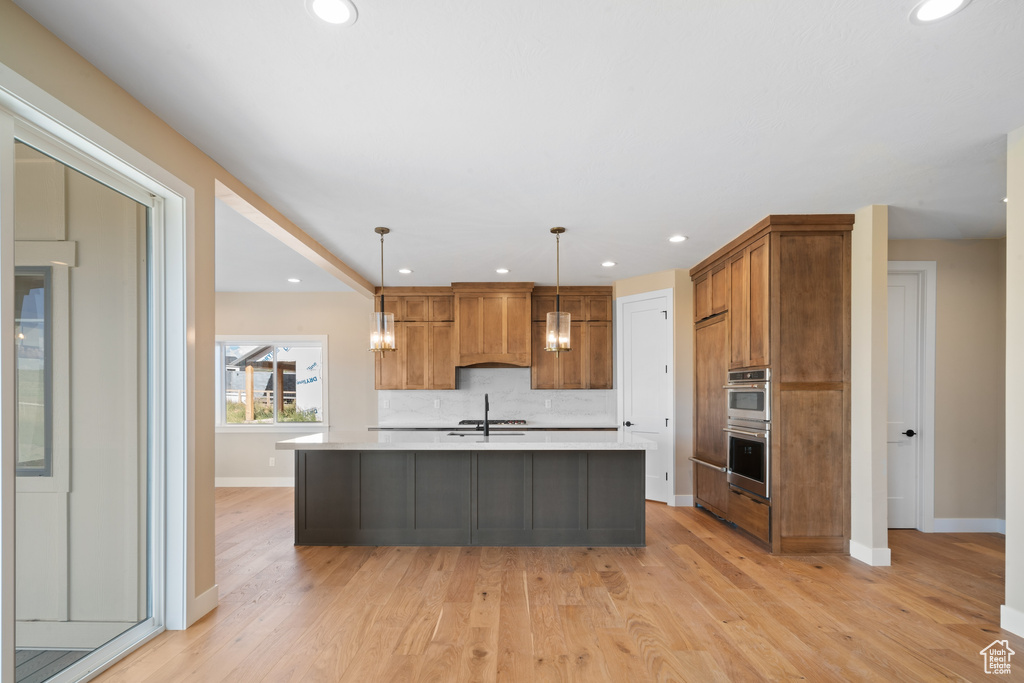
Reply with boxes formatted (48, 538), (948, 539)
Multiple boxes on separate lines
(215, 335), (329, 432)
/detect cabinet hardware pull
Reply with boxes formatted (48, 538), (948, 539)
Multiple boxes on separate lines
(689, 457), (726, 473)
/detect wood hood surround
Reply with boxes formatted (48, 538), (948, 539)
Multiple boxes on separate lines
(690, 214), (854, 555)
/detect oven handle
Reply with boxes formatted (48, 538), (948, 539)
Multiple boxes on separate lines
(723, 383), (768, 390)
(722, 426), (768, 439)
(689, 457), (727, 473)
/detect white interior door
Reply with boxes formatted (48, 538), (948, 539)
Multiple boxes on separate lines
(619, 293), (673, 503)
(887, 272), (921, 529)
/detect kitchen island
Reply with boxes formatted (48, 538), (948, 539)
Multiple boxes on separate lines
(277, 431), (653, 547)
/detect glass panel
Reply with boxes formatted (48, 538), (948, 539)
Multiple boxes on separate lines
(15, 267), (51, 476)
(14, 140), (151, 674)
(729, 390), (764, 412)
(277, 346), (323, 422)
(223, 344), (275, 423)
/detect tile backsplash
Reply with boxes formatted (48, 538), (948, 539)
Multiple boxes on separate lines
(377, 368), (617, 426)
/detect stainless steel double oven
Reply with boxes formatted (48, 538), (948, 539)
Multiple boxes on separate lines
(724, 368), (770, 499)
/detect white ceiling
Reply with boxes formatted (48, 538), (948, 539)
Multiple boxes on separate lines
(15, 0), (1024, 289)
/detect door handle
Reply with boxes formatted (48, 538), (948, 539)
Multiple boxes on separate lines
(623, 421), (634, 427)
(902, 429), (916, 437)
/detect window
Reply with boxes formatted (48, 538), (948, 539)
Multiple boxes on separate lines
(216, 338), (327, 427)
(15, 266), (52, 476)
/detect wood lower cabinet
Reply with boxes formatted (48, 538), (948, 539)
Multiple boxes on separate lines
(690, 214), (853, 554)
(693, 314), (730, 517)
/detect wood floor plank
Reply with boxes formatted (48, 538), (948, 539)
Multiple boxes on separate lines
(88, 490), (1024, 683)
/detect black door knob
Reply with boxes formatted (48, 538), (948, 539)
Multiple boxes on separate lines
(902, 429), (916, 437)
(623, 421), (634, 427)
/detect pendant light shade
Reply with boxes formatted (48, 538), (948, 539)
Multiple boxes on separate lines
(369, 227), (396, 353)
(544, 227), (571, 353)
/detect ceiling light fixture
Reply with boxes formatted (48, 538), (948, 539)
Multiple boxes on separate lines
(369, 227), (396, 354)
(669, 235), (687, 243)
(398, 268), (413, 274)
(496, 268), (510, 274)
(602, 261), (616, 267)
(287, 278), (301, 283)
(306, 0), (358, 26)
(544, 227), (571, 355)
(909, 0), (970, 24)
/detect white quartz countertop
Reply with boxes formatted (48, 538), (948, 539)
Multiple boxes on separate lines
(277, 430), (655, 451)
(369, 423), (621, 430)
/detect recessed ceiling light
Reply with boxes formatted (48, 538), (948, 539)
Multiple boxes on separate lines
(398, 268), (413, 274)
(602, 261), (616, 267)
(306, 0), (358, 26)
(287, 278), (301, 283)
(909, 0), (970, 24)
(669, 235), (687, 243)
(496, 268), (510, 274)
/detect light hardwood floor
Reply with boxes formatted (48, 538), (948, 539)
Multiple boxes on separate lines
(94, 488), (1021, 682)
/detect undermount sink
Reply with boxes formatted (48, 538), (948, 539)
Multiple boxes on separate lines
(446, 432), (525, 437)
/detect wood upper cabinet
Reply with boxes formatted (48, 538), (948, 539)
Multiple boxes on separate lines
(531, 294), (585, 321)
(375, 288), (456, 389)
(429, 296), (453, 322)
(694, 264), (729, 322)
(729, 235), (769, 368)
(453, 283), (532, 366)
(530, 287), (613, 389)
(374, 322), (405, 390)
(693, 314), (730, 516)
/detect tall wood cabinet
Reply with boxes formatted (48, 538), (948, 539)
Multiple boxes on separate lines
(375, 287), (456, 390)
(530, 286), (613, 390)
(690, 214), (853, 555)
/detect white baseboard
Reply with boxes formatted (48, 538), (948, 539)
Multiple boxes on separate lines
(849, 540), (891, 566)
(16, 620), (136, 649)
(670, 495), (693, 507)
(215, 477), (294, 487)
(932, 518), (1005, 534)
(186, 584), (219, 629)
(1001, 604), (1024, 638)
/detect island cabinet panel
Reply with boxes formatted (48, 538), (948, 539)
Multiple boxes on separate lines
(693, 315), (730, 517)
(453, 284), (533, 366)
(295, 449), (645, 546)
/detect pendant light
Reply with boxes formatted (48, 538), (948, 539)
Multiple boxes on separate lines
(369, 227), (396, 353)
(544, 227), (571, 354)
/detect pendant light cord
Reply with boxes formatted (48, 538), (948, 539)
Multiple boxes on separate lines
(555, 231), (560, 314)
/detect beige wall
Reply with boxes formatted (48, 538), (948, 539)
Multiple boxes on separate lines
(1005, 126), (1024, 635)
(0, 0), (350, 624)
(613, 269), (694, 500)
(888, 239), (1006, 520)
(215, 292), (375, 482)
(850, 205), (890, 563)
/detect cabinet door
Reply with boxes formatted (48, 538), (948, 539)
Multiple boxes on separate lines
(694, 315), (730, 514)
(586, 295), (612, 322)
(558, 321), (587, 389)
(693, 273), (712, 322)
(402, 296), (428, 322)
(711, 264), (729, 315)
(532, 295), (585, 322)
(427, 322), (455, 389)
(456, 292), (532, 366)
(378, 295), (401, 321)
(729, 253), (748, 368)
(586, 321), (613, 389)
(530, 322), (558, 389)
(375, 322), (405, 390)
(747, 236), (770, 367)
(429, 296), (453, 322)
(403, 322), (429, 389)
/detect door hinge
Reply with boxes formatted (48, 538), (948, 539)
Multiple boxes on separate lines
(665, 472), (668, 481)
(662, 310), (667, 319)
(665, 365), (668, 373)
(665, 418), (669, 427)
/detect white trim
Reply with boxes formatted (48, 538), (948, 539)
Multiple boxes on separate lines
(615, 288), (675, 504)
(33, 618), (162, 683)
(887, 261), (937, 533)
(849, 540), (892, 566)
(215, 477), (295, 488)
(671, 495), (693, 507)
(1001, 604), (1024, 639)
(192, 584), (219, 618)
(932, 518), (1006, 534)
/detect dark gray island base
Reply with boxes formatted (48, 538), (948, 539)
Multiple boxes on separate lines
(294, 449), (645, 546)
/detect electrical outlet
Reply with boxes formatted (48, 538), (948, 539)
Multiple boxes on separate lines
(383, 399), (390, 409)
(434, 399), (440, 409)
(545, 399), (551, 409)
(269, 456), (275, 467)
